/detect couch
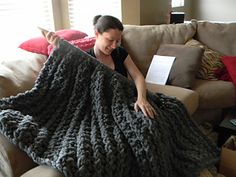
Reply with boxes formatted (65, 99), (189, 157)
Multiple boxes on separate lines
(122, 20), (236, 126)
(1, 20), (234, 176)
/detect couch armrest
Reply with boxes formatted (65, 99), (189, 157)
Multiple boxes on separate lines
(0, 141), (13, 177)
(147, 83), (199, 116)
(0, 134), (37, 177)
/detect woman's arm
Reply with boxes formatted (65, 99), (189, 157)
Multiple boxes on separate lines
(124, 55), (157, 119)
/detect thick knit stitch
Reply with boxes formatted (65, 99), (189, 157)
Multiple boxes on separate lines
(0, 40), (220, 177)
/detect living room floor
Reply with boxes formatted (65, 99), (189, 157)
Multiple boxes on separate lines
(198, 122), (225, 177)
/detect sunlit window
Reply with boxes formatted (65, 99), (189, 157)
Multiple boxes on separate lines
(0, 0), (54, 55)
(172, 0), (184, 7)
(68, 0), (121, 36)
(0, 0), (121, 57)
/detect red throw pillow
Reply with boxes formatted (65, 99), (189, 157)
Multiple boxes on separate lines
(18, 29), (88, 55)
(55, 29), (87, 40)
(214, 67), (232, 81)
(47, 37), (96, 55)
(221, 56), (236, 86)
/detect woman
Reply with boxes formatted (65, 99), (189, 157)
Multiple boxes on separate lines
(88, 15), (157, 119)
(0, 21), (220, 177)
(41, 15), (157, 119)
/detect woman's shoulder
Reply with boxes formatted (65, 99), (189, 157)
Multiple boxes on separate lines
(113, 46), (128, 56)
(117, 45), (127, 52)
(86, 48), (95, 57)
(111, 46), (128, 64)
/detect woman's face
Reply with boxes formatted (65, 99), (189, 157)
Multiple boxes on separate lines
(95, 28), (122, 55)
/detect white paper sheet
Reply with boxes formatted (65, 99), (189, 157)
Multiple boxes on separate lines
(145, 55), (175, 85)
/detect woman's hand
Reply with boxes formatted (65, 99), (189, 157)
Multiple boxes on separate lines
(134, 98), (157, 119)
(38, 27), (60, 47)
(123, 55), (157, 119)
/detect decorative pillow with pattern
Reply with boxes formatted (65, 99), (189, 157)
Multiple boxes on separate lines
(47, 37), (96, 55)
(185, 39), (224, 80)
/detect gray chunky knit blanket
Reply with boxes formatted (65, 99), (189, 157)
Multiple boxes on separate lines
(0, 40), (219, 177)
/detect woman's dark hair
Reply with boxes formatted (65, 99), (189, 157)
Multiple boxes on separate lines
(93, 15), (123, 33)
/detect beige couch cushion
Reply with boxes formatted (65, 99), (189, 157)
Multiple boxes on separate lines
(0, 134), (37, 177)
(156, 44), (203, 88)
(147, 83), (199, 115)
(196, 21), (236, 56)
(21, 165), (65, 177)
(0, 141), (13, 177)
(122, 21), (197, 76)
(0, 48), (46, 98)
(193, 79), (236, 109)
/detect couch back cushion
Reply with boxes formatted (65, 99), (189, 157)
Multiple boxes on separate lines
(122, 22), (197, 76)
(196, 21), (236, 56)
(0, 48), (46, 98)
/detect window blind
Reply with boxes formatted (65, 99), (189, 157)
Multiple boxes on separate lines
(67, 0), (122, 36)
(172, 0), (184, 7)
(0, 0), (54, 55)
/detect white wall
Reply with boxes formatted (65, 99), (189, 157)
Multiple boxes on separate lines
(122, 0), (171, 25)
(193, 0), (236, 22)
(140, 0), (171, 25)
(172, 0), (236, 22)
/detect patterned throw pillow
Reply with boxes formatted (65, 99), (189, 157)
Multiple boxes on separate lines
(185, 39), (224, 80)
(47, 37), (96, 55)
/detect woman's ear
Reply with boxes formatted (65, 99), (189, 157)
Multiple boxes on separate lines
(94, 30), (99, 38)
